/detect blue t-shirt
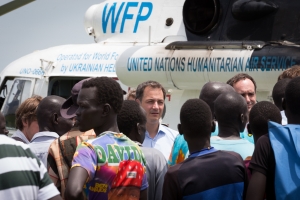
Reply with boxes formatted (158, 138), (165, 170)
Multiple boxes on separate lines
(164, 149), (246, 200)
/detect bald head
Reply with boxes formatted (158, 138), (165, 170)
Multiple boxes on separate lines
(215, 92), (248, 132)
(199, 82), (235, 116)
(37, 95), (72, 136)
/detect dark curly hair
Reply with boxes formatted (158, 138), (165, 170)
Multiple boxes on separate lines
(82, 77), (123, 114)
(249, 101), (281, 143)
(117, 100), (146, 136)
(227, 73), (257, 91)
(272, 78), (291, 110)
(285, 76), (300, 116)
(180, 99), (212, 138)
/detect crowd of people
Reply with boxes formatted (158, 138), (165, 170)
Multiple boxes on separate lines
(1, 65), (300, 200)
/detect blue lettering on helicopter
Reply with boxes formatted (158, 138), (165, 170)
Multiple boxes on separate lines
(126, 56), (297, 72)
(19, 68), (44, 75)
(102, 2), (153, 33)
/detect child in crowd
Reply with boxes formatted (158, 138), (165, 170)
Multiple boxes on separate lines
(163, 99), (247, 199)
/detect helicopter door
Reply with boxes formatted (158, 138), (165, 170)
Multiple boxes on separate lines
(1, 78), (35, 133)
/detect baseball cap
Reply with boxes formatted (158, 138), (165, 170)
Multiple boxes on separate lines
(60, 78), (91, 119)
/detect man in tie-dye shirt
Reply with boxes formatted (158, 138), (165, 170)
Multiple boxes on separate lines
(65, 77), (148, 200)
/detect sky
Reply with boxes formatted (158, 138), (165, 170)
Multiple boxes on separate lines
(0, 0), (103, 72)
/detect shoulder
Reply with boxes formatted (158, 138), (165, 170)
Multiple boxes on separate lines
(166, 162), (182, 175)
(240, 139), (255, 149)
(31, 132), (59, 141)
(0, 135), (30, 150)
(142, 147), (166, 161)
(252, 135), (272, 156)
(219, 150), (244, 162)
(48, 138), (59, 153)
(0, 135), (42, 164)
(159, 125), (179, 137)
(256, 134), (271, 147)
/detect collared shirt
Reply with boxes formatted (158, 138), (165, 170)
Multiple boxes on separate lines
(11, 129), (30, 144)
(0, 135), (60, 199)
(29, 131), (59, 167)
(134, 141), (168, 200)
(47, 129), (95, 199)
(143, 124), (178, 160)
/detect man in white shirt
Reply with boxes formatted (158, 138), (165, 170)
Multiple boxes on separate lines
(29, 95), (73, 166)
(136, 80), (178, 160)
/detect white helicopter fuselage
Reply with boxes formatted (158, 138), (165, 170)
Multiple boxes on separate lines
(1, 0), (297, 131)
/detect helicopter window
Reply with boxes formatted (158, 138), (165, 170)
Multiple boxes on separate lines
(0, 77), (14, 110)
(1, 79), (31, 129)
(183, 0), (220, 34)
(49, 77), (86, 99)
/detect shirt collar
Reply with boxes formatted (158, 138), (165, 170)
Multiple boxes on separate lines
(145, 124), (166, 139)
(11, 129), (30, 144)
(31, 131), (59, 141)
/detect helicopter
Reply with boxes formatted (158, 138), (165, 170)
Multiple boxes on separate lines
(1, 0), (299, 131)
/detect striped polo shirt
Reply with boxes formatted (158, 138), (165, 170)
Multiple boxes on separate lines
(0, 135), (59, 199)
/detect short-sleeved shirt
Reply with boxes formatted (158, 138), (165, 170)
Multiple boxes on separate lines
(248, 134), (276, 199)
(143, 124), (178, 160)
(168, 134), (189, 166)
(141, 147), (167, 200)
(29, 131), (59, 167)
(72, 131), (148, 200)
(168, 133), (254, 167)
(210, 136), (254, 160)
(163, 149), (247, 200)
(47, 129), (96, 199)
(0, 135), (59, 199)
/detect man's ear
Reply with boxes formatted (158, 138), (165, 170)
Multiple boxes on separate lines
(53, 113), (59, 125)
(22, 119), (29, 128)
(282, 98), (286, 110)
(102, 104), (111, 116)
(136, 98), (141, 104)
(211, 120), (216, 133)
(240, 113), (245, 124)
(177, 124), (183, 135)
(136, 123), (141, 135)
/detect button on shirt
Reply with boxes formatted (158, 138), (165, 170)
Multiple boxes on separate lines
(143, 124), (178, 160)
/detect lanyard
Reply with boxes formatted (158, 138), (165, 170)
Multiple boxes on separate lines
(188, 147), (217, 158)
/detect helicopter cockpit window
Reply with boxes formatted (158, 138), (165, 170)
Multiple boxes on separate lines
(49, 77), (85, 99)
(0, 78), (13, 110)
(1, 79), (31, 128)
(183, 0), (220, 34)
